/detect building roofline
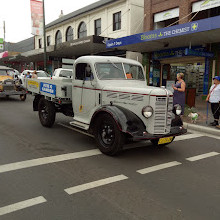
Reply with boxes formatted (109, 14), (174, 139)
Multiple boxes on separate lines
(46, 0), (120, 29)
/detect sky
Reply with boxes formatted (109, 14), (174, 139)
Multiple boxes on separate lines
(0, 0), (99, 43)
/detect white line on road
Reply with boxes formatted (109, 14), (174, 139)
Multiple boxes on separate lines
(0, 149), (101, 174)
(137, 161), (182, 174)
(65, 174), (128, 195)
(174, 133), (204, 141)
(186, 152), (220, 162)
(0, 196), (47, 216)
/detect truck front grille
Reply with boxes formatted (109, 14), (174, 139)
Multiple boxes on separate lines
(154, 96), (173, 134)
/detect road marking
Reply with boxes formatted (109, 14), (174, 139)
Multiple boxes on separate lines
(65, 174), (128, 195)
(137, 161), (182, 174)
(0, 149), (101, 174)
(174, 133), (204, 141)
(186, 152), (220, 162)
(0, 196), (46, 216)
(58, 122), (94, 137)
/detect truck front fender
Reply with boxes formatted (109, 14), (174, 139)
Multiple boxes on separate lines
(90, 105), (146, 137)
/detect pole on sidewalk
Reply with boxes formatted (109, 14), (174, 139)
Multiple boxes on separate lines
(206, 102), (209, 125)
(42, 0), (47, 72)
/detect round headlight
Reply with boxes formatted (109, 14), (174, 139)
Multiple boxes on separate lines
(174, 104), (182, 115)
(142, 106), (153, 118)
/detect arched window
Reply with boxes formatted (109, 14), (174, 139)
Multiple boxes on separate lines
(78, 22), (87, 38)
(66, 26), (73, 42)
(55, 30), (62, 45)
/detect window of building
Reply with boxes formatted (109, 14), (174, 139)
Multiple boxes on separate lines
(55, 30), (62, 45)
(47, 36), (51, 46)
(94, 18), (101, 36)
(113, 12), (121, 31)
(66, 26), (73, 41)
(38, 38), (42, 48)
(192, 6), (220, 21)
(78, 22), (87, 38)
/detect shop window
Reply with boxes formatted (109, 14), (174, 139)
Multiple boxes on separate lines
(55, 30), (62, 45)
(66, 26), (73, 42)
(38, 38), (42, 48)
(113, 12), (121, 31)
(47, 36), (51, 46)
(78, 22), (87, 39)
(154, 17), (179, 30)
(192, 6), (220, 21)
(94, 18), (101, 36)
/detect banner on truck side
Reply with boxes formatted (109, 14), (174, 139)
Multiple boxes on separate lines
(40, 82), (56, 95)
(30, 0), (43, 36)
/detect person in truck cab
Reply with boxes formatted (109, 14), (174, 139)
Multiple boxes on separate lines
(85, 65), (93, 81)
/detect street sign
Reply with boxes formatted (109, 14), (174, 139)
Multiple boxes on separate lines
(0, 38), (3, 44)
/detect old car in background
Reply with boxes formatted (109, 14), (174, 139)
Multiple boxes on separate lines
(0, 66), (26, 101)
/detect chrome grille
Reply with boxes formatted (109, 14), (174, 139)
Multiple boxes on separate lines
(154, 96), (173, 134)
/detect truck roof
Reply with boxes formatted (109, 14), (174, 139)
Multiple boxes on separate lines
(75, 56), (142, 66)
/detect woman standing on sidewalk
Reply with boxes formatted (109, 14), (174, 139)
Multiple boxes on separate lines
(206, 76), (220, 127)
(172, 73), (186, 115)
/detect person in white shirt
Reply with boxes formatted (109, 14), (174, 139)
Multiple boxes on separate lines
(206, 76), (220, 127)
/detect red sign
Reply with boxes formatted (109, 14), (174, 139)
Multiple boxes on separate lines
(30, 0), (43, 36)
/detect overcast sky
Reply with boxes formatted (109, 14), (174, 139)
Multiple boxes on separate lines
(0, 0), (99, 43)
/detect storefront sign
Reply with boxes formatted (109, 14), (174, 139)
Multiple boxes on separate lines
(40, 83), (56, 95)
(0, 38), (3, 50)
(192, 0), (220, 13)
(153, 46), (206, 60)
(106, 15), (220, 49)
(154, 8), (179, 22)
(30, 0), (43, 36)
(184, 48), (214, 58)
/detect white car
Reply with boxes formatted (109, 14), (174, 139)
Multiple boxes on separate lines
(19, 70), (49, 85)
(52, 68), (72, 78)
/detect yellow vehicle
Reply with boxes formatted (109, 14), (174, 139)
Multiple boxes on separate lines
(0, 66), (26, 101)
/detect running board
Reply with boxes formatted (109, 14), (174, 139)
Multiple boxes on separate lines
(70, 120), (89, 130)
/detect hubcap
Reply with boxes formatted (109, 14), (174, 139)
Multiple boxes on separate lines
(99, 123), (115, 146)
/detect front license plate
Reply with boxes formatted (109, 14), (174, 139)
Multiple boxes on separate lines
(158, 137), (173, 145)
(6, 82), (12, 85)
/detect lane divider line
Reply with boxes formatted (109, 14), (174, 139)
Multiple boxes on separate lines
(174, 133), (204, 142)
(0, 196), (47, 216)
(64, 174), (128, 195)
(0, 149), (101, 174)
(186, 152), (220, 162)
(137, 161), (182, 174)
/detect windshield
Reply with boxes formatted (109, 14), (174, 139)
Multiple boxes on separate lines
(37, 71), (48, 77)
(0, 70), (8, 76)
(96, 62), (144, 80)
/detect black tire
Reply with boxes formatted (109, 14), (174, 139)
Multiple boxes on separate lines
(38, 97), (56, 127)
(20, 94), (26, 101)
(94, 113), (124, 156)
(150, 137), (175, 147)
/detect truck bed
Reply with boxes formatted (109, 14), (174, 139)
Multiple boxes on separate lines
(24, 77), (73, 102)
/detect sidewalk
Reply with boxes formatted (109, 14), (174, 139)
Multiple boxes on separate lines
(182, 95), (220, 136)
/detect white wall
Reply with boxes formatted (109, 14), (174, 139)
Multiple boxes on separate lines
(35, 0), (144, 49)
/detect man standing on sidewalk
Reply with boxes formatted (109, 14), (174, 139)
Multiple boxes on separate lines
(206, 76), (220, 128)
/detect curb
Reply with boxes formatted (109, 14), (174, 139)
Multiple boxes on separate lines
(183, 122), (220, 136)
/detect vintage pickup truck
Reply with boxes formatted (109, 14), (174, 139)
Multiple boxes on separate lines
(0, 66), (26, 101)
(25, 56), (186, 155)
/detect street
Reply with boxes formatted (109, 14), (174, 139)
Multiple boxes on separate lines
(0, 95), (220, 220)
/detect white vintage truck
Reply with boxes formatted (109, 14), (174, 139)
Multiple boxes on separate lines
(25, 56), (186, 155)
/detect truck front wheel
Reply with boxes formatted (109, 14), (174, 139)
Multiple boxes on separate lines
(94, 113), (124, 156)
(38, 97), (56, 127)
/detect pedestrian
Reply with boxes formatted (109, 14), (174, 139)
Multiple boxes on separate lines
(32, 70), (38, 79)
(26, 71), (31, 78)
(172, 73), (186, 115)
(206, 76), (220, 127)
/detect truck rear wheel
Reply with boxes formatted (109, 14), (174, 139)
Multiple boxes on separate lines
(94, 113), (124, 156)
(38, 97), (56, 127)
(20, 94), (26, 101)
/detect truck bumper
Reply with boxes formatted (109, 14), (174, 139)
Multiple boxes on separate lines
(0, 90), (26, 97)
(132, 126), (187, 141)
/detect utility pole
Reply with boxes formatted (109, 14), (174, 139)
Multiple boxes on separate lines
(42, 0), (47, 72)
(3, 20), (5, 51)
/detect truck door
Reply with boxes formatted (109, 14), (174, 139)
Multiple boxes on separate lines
(72, 63), (96, 122)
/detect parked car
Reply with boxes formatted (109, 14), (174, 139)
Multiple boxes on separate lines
(52, 68), (73, 78)
(0, 66), (26, 101)
(19, 70), (49, 85)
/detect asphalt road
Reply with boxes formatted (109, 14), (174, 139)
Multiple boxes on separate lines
(0, 95), (220, 220)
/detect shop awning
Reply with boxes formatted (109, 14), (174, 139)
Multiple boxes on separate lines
(106, 15), (220, 53)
